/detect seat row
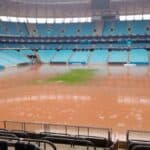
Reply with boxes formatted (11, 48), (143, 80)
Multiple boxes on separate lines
(38, 49), (149, 65)
(0, 49), (149, 68)
(0, 20), (149, 37)
(0, 50), (31, 67)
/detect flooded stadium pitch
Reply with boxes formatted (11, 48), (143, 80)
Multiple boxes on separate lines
(0, 64), (150, 136)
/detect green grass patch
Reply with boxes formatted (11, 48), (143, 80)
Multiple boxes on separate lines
(45, 69), (95, 84)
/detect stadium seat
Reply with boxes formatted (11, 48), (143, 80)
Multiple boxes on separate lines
(103, 20), (150, 36)
(51, 50), (73, 63)
(89, 49), (108, 64)
(69, 50), (90, 64)
(129, 49), (149, 64)
(38, 50), (57, 63)
(0, 50), (31, 67)
(109, 50), (128, 64)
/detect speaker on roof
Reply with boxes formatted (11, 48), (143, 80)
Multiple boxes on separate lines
(92, 0), (110, 9)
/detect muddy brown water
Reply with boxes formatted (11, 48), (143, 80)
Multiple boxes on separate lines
(0, 64), (150, 137)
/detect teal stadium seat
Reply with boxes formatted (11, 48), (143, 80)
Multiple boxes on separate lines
(20, 50), (34, 55)
(0, 21), (28, 36)
(90, 50), (108, 64)
(38, 50), (57, 63)
(130, 49), (149, 64)
(109, 50), (128, 63)
(103, 20), (150, 36)
(51, 50), (73, 63)
(36, 24), (48, 37)
(69, 51), (90, 64)
(0, 50), (31, 67)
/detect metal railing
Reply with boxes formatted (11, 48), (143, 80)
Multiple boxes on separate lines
(0, 121), (112, 140)
(127, 130), (150, 141)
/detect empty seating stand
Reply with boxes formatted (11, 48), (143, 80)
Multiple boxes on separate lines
(36, 24), (48, 37)
(0, 20), (149, 37)
(35, 22), (95, 37)
(89, 49), (108, 64)
(103, 20), (150, 36)
(129, 49), (149, 65)
(17, 23), (29, 36)
(0, 50), (31, 67)
(109, 50), (128, 64)
(0, 21), (28, 36)
(38, 50), (57, 63)
(20, 50), (34, 55)
(51, 50), (73, 64)
(69, 50), (90, 64)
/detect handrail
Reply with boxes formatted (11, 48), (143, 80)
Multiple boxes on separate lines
(3, 120), (111, 139)
(0, 136), (57, 150)
(43, 136), (96, 150)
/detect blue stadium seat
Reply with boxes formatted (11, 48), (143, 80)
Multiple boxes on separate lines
(109, 50), (128, 63)
(130, 49), (149, 64)
(17, 23), (28, 36)
(0, 50), (31, 67)
(51, 50), (73, 63)
(0, 21), (28, 36)
(103, 20), (149, 36)
(90, 50), (108, 63)
(69, 50), (90, 64)
(80, 23), (95, 36)
(38, 50), (57, 63)
(36, 24), (48, 37)
(20, 50), (34, 55)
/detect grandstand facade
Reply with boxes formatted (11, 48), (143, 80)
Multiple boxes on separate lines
(0, 0), (149, 68)
(0, 19), (149, 67)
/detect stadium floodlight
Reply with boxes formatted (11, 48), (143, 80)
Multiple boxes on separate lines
(55, 18), (64, 24)
(10, 0), (90, 5)
(0, 16), (9, 22)
(134, 15), (142, 20)
(120, 14), (150, 21)
(37, 18), (47, 24)
(17, 17), (27, 23)
(87, 17), (92, 22)
(64, 18), (72, 23)
(126, 15), (134, 21)
(143, 14), (150, 20)
(27, 18), (37, 23)
(47, 18), (55, 24)
(8, 17), (17, 22)
(119, 16), (126, 21)
(79, 17), (87, 23)
(0, 16), (92, 24)
(72, 18), (79, 23)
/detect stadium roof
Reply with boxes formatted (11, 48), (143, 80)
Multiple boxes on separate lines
(0, 0), (150, 19)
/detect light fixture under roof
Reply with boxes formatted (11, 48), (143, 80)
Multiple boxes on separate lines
(9, 0), (91, 5)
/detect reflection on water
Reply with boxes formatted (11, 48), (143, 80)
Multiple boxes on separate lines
(118, 96), (150, 105)
(0, 64), (150, 77)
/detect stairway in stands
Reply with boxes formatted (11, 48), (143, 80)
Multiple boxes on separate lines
(26, 23), (38, 36)
(87, 51), (92, 64)
(94, 20), (104, 36)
